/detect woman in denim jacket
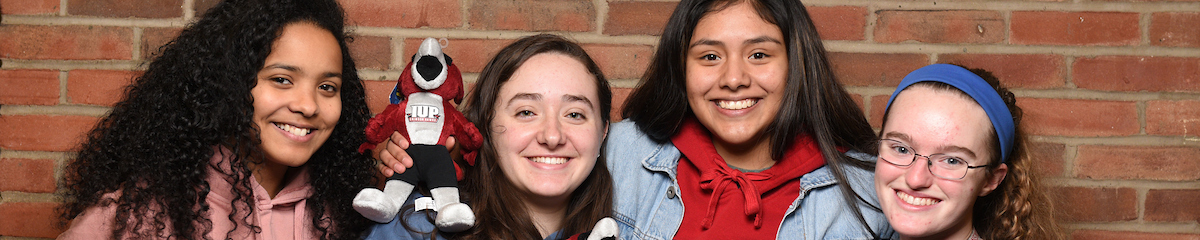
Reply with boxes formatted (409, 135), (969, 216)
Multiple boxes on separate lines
(607, 0), (896, 239)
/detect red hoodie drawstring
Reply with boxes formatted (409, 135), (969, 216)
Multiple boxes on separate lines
(698, 166), (772, 229)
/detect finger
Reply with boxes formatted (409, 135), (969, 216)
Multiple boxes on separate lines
(387, 139), (413, 169)
(391, 132), (409, 149)
(444, 136), (456, 151)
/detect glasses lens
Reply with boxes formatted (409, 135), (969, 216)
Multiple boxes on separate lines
(929, 155), (969, 179)
(878, 140), (914, 166)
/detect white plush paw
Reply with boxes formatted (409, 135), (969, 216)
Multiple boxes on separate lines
(587, 217), (618, 240)
(353, 189), (398, 223)
(434, 203), (475, 232)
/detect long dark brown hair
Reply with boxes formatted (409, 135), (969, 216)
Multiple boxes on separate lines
(621, 0), (881, 237)
(429, 34), (615, 239)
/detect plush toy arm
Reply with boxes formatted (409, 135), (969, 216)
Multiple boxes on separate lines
(442, 103), (482, 166)
(359, 103), (408, 153)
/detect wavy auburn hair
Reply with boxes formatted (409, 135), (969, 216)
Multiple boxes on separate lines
(879, 67), (1064, 240)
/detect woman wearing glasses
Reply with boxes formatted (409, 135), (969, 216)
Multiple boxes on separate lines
(874, 64), (1063, 240)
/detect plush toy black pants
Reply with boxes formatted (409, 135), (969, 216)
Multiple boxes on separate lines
(390, 144), (457, 189)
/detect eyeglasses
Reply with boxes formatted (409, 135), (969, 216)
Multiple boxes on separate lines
(877, 139), (990, 180)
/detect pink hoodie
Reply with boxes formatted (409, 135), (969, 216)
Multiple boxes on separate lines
(58, 148), (317, 239)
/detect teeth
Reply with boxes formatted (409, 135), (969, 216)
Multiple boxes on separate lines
(717, 99), (756, 110)
(274, 123), (311, 137)
(897, 191), (940, 206)
(530, 157), (568, 165)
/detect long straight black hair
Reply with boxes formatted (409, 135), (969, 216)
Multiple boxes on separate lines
(622, 0), (880, 237)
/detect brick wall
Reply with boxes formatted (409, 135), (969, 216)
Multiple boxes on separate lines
(2, 0), (1198, 238)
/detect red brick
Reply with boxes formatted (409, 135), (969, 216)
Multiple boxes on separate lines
(1147, 100), (1200, 136)
(1017, 98), (1138, 137)
(194, 0), (220, 17)
(348, 35), (392, 70)
(66, 70), (137, 106)
(0, 25), (133, 60)
(611, 87), (632, 121)
(141, 28), (183, 60)
(0, 158), (57, 193)
(0, 202), (62, 238)
(828, 52), (929, 87)
(604, 1), (677, 36)
(1075, 145), (1200, 181)
(582, 44), (655, 80)
(67, 0), (183, 18)
(0, 69), (60, 105)
(0, 0), (60, 15)
(1052, 187), (1137, 222)
(1146, 189), (1200, 222)
(1071, 230), (1200, 240)
(1028, 142), (1065, 177)
(875, 10), (1004, 44)
(1011, 11), (1140, 46)
(1073, 56), (1200, 92)
(364, 80), (396, 114)
(809, 6), (867, 41)
(404, 38), (515, 74)
(468, 1), (595, 32)
(938, 54), (1066, 89)
(341, 0), (461, 28)
(869, 95), (890, 128)
(0, 115), (99, 152)
(1150, 12), (1200, 47)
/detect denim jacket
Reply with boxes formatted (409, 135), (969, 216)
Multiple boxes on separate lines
(605, 121), (897, 240)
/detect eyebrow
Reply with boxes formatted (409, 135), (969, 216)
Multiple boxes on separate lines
(505, 93), (542, 107)
(882, 131), (979, 159)
(263, 63), (342, 79)
(689, 36), (783, 49)
(563, 94), (595, 110)
(744, 36), (782, 45)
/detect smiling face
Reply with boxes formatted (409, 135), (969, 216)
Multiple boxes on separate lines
(875, 86), (1008, 240)
(685, 2), (788, 155)
(491, 53), (607, 204)
(250, 22), (343, 169)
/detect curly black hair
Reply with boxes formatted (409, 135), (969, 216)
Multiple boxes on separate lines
(57, 0), (376, 239)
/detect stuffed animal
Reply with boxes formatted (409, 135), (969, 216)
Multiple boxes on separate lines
(353, 38), (483, 232)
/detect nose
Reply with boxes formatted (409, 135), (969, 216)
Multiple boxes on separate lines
(536, 116), (565, 149)
(904, 156), (934, 189)
(290, 88), (319, 117)
(720, 60), (751, 90)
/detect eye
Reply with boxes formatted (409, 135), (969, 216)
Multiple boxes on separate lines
(891, 145), (910, 155)
(319, 83), (338, 93)
(516, 110), (535, 117)
(700, 54), (719, 61)
(941, 157), (967, 166)
(566, 112), (586, 120)
(750, 52), (769, 59)
(270, 77), (292, 85)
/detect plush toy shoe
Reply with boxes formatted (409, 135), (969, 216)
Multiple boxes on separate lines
(585, 217), (618, 240)
(434, 202), (476, 232)
(566, 217), (618, 240)
(431, 187), (475, 232)
(352, 188), (394, 223)
(353, 180), (415, 223)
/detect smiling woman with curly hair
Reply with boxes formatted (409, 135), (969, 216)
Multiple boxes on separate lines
(56, 0), (377, 239)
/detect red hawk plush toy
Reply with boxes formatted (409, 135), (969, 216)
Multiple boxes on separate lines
(353, 38), (483, 232)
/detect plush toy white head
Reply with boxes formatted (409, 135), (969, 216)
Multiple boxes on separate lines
(412, 38), (449, 90)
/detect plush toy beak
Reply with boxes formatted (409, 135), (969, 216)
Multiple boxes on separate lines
(412, 38), (449, 90)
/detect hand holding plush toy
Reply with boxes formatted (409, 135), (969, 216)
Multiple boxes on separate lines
(353, 38), (483, 232)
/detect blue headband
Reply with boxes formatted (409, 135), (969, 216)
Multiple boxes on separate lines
(885, 64), (1016, 163)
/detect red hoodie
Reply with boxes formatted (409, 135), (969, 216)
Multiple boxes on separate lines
(671, 119), (826, 239)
